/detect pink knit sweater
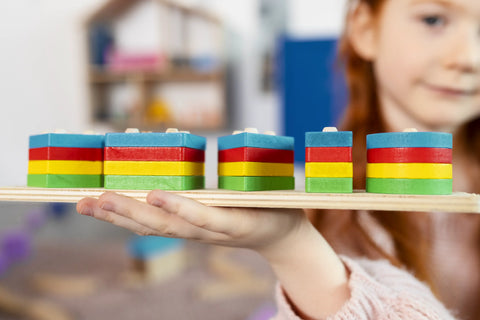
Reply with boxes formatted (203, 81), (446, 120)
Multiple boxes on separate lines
(273, 256), (458, 319)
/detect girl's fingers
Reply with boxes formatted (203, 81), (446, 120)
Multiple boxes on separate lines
(77, 197), (159, 236)
(79, 192), (231, 242)
(146, 189), (252, 236)
(97, 192), (193, 237)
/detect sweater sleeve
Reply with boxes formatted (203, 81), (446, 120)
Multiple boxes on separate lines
(272, 256), (458, 320)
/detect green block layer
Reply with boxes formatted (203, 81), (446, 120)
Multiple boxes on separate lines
(366, 178), (452, 195)
(105, 175), (205, 190)
(305, 177), (353, 193)
(27, 174), (103, 188)
(218, 176), (294, 191)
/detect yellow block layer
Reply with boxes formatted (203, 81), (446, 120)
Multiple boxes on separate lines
(104, 161), (204, 176)
(305, 162), (353, 178)
(28, 160), (103, 175)
(218, 162), (294, 177)
(367, 163), (452, 179)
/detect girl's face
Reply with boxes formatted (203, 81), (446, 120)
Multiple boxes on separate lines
(353, 0), (480, 132)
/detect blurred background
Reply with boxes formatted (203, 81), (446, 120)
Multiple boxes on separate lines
(0, 0), (347, 319)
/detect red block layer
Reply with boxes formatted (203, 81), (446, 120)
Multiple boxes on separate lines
(29, 147), (103, 161)
(305, 147), (352, 162)
(367, 147), (452, 163)
(218, 147), (294, 163)
(105, 147), (205, 162)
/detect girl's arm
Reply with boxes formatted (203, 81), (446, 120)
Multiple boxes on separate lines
(260, 221), (350, 319)
(77, 190), (349, 319)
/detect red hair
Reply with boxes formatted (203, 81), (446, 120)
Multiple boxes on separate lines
(311, 0), (480, 299)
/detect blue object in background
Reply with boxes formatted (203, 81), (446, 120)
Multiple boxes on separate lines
(190, 56), (221, 73)
(89, 24), (113, 66)
(128, 236), (185, 260)
(48, 203), (71, 220)
(277, 37), (348, 162)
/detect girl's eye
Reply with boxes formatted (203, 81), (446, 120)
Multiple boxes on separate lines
(422, 15), (446, 27)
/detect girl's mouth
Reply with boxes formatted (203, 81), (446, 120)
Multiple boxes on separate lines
(426, 84), (479, 96)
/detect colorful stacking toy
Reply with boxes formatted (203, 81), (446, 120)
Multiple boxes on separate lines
(218, 128), (295, 191)
(305, 127), (353, 193)
(366, 129), (452, 195)
(27, 132), (104, 188)
(104, 128), (206, 190)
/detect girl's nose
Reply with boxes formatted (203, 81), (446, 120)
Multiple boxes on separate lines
(443, 29), (480, 73)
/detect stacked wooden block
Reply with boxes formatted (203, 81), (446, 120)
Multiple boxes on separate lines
(104, 129), (206, 190)
(28, 133), (104, 188)
(366, 131), (452, 195)
(305, 128), (353, 193)
(218, 129), (295, 191)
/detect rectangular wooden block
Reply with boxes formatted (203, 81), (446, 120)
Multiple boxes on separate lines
(305, 162), (353, 178)
(4, 188), (476, 213)
(27, 174), (103, 188)
(218, 147), (294, 163)
(305, 147), (352, 162)
(218, 132), (294, 151)
(305, 131), (352, 147)
(29, 147), (104, 161)
(104, 175), (205, 190)
(218, 162), (294, 177)
(305, 177), (353, 193)
(218, 176), (295, 191)
(104, 161), (204, 176)
(29, 133), (105, 149)
(28, 160), (103, 175)
(105, 147), (205, 162)
(105, 132), (206, 149)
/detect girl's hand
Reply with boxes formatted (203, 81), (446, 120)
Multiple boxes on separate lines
(76, 190), (350, 318)
(76, 190), (308, 256)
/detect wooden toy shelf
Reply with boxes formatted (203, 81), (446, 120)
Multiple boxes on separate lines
(0, 188), (479, 214)
(86, 0), (226, 131)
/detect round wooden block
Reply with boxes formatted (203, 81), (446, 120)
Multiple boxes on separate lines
(367, 132), (452, 149)
(366, 178), (452, 195)
(367, 147), (452, 163)
(367, 163), (452, 179)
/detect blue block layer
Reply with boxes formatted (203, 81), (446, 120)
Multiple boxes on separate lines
(367, 132), (452, 149)
(29, 134), (105, 149)
(218, 133), (294, 151)
(128, 236), (184, 259)
(105, 132), (206, 150)
(305, 131), (352, 147)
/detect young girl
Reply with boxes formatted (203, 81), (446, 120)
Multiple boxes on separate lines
(77, 0), (480, 319)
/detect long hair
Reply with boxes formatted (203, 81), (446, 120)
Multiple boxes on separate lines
(312, 0), (480, 293)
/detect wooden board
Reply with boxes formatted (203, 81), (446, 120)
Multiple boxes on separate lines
(0, 187), (479, 213)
